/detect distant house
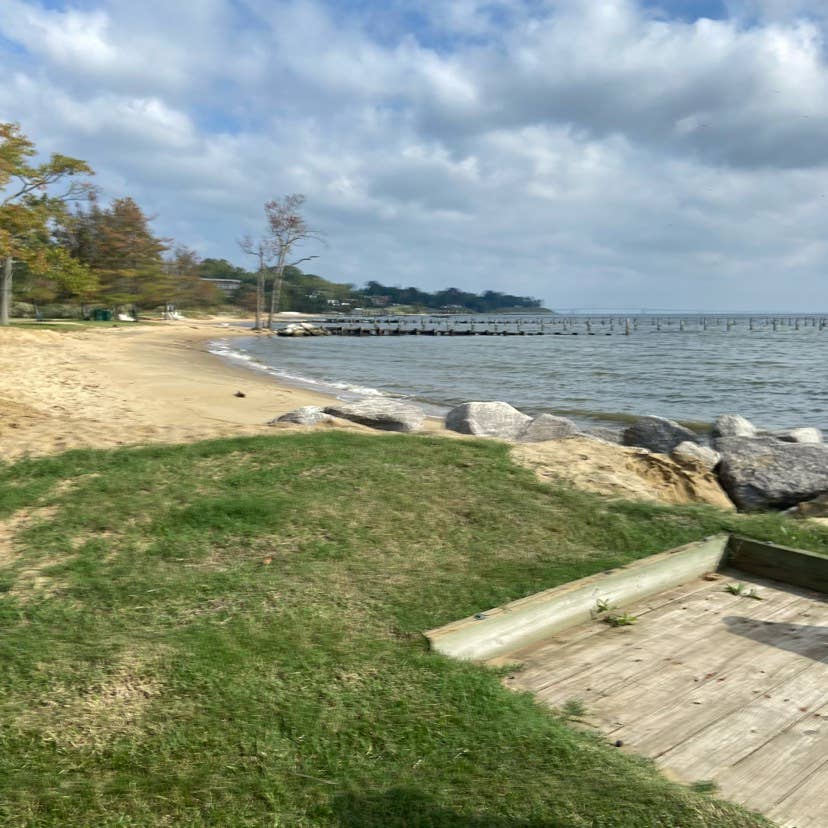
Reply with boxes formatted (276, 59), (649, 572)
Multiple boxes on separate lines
(200, 278), (242, 296)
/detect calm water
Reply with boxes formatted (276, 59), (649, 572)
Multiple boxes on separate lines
(210, 317), (828, 432)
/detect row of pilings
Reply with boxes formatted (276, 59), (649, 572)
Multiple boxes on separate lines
(294, 315), (828, 337)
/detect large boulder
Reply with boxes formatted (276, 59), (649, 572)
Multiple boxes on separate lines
(716, 436), (828, 510)
(323, 399), (426, 433)
(271, 406), (330, 426)
(671, 441), (721, 471)
(769, 427), (823, 444)
(622, 416), (700, 455)
(445, 401), (531, 440)
(712, 414), (757, 439)
(518, 414), (580, 442)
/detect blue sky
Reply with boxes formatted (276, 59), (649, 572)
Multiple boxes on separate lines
(2, 0), (828, 310)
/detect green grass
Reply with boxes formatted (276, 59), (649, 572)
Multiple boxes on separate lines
(2, 432), (824, 827)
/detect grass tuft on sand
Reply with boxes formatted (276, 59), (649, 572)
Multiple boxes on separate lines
(2, 431), (823, 826)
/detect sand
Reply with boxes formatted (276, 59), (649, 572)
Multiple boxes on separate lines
(511, 436), (735, 510)
(0, 319), (339, 461)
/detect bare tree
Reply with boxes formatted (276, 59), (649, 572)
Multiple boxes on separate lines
(238, 195), (321, 331)
(237, 234), (274, 331)
(263, 195), (321, 330)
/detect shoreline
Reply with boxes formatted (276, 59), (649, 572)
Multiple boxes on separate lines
(0, 318), (349, 462)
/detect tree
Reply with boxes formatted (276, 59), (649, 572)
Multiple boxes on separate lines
(14, 247), (98, 316)
(59, 195), (170, 314)
(237, 234), (274, 331)
(262, 195), (321, 329)
(0, 122), (93, 325)
(165, 246), (222, 311)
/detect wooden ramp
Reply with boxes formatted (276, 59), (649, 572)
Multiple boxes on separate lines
(426, 536), (828, 827)
(506, 572), (828, 827)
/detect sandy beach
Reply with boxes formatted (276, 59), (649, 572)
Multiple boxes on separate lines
(0, 318), (341, 461)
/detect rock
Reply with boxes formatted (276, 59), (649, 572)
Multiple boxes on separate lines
(518, 414), (580, 442)
(716, 436), (828, 510)
(769, 427), (823, 444)
(278, 322), (328, 337)
(671, 441), (721, 471)
(712, 414), (757, 439)
(510, 437), (734, 510)
(323, 399), (426, 433)
(445, 401), (531, 440)
(793, 492), (828, 518)
(271, 406), (330, 426)
(587, 427), (622, 444)
(621, 416), (700, 455)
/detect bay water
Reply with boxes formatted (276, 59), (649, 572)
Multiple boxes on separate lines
(209, 316), (828, 433)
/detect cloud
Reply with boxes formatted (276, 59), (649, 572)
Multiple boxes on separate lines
(2, 0), (828, 309)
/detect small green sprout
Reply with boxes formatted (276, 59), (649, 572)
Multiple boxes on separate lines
(603, 612), (638, 627)
(725, 583), (763, 600)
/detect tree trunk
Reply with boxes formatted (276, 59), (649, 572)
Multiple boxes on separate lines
(254, 249), (265, 331)
(267, 249), (287, 330)
(0, 256), (12, 326)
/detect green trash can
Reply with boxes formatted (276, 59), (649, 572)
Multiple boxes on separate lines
(92, 308), (112, 321)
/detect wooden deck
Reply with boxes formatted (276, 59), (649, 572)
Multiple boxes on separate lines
(502, 571), (828, 827)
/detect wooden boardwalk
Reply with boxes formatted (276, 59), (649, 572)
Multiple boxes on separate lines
(502, 571), (828, 827)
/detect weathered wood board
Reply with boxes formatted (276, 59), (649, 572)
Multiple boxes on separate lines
(502, 573), (828, 828)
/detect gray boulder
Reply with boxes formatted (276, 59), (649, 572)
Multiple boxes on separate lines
(622, 416), (700, 455)
(671, 441), (721, 471)
(716, 436), (828, 510)
(518, 414), (580, 442)
(271, 406), (330, 426)
(445, 401), (531, 440)
(712, 414), (757, 439)
(587, 426), (622, 444)
(323, 399), (426, 433)
(769, 427), (823, 444)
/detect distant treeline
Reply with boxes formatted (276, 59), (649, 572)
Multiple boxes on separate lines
(204, 261), (544, 314)
(359, 281), (543, 313)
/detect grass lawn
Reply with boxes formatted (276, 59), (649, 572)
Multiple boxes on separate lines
(2, 432), (825, 827)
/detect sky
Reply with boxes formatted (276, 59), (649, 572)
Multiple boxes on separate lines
(2, 0), (828, 311)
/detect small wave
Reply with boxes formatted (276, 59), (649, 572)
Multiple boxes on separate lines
(208, 340), (390, 401)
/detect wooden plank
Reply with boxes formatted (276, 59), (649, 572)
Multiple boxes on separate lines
(767, 756), (828, 828)
(487, 565), (828, 828)
(715, 701), (828, 820)
(535, 595), (819, 730)
(505, 576), (727, 663)
(606, 592), (828, 748)
(727, 536), (828, 594)
(656, 662), (828, 780)
(603, 616), (826, 753)
(512, 576), (805, 699)
(426, 535), (729, 661)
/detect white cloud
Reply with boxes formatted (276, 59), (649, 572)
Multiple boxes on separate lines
(2, 0), (828, 309)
